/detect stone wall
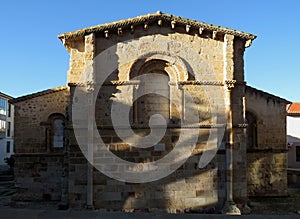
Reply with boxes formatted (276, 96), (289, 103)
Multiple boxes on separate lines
(12, 87), (69, 201)
(12, 13), (290, 213)
(245, 87), (288, 196)
(65, 24), (248, 212)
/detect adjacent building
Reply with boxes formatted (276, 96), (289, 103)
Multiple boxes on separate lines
(287, 103), (300, 168)
(0, 92), (14, 165)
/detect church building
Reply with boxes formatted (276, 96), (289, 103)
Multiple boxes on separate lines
(10, 12), (289, 214)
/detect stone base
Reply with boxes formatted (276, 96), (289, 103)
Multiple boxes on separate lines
(222, 201), (241, 215)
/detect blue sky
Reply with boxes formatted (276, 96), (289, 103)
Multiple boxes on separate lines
(1, 0), (299, 102)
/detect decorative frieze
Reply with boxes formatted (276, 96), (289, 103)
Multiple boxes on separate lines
(72, 80), (247, 87)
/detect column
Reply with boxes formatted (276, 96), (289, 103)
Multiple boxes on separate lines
(222, 34), (241, 215)
(84, 33), (96, 209)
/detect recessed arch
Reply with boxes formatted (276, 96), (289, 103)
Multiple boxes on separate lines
(129, 52), (189, 82)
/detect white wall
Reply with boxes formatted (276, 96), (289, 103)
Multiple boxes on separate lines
(287, 116), (300, 140)
(287, 116), (300, 168)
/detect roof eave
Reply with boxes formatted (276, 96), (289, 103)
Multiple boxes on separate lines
(0, 92), (13, 100)
(9, 86), (68, 104)
(58, 12), (256, 43)
(246, 86), (291, 104)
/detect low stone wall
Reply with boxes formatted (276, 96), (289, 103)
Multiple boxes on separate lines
(247, 151), (287, 196)
(13, 153), (65, 201)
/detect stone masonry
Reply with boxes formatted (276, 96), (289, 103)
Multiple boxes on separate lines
(11, 87), (69, 201)
(246, 86), (288, 196)
(11, 12), (289, 214)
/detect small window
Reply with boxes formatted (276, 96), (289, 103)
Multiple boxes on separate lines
(47, 114), (65, 149)
(0, 98), (6, 115)
(6, 141), (10, 153)
(8, 104), (11, 117)
(296, 146), (300, 162)
(7, 122), (11, 137)
(53, 118), (64, 148)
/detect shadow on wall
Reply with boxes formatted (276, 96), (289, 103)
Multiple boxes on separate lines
(68, 36), (229, 213)
(82, 79), (226, 212)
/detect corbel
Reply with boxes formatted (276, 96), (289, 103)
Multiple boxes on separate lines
(186, 25), (191, 33)
(212, 31), (217, 39)
(130, 25), (135, 34)
(171, 21), (176, 29)
(245, 39), (252, 48)
(144, 23), (148, 30)
(104, 30), (109, 38)
(117, 28), (123, 36)
(157, 19), (162, 26)
(225, 80), (236, 89)
(199, 27), (204, 35)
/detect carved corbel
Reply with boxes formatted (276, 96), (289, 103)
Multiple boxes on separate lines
(117, 28), (123, 36)
(62, 38), (71, 52)
(144, 23), (148, 30)
(131, 25), (135, 34)
(225, 80), (236, 89)
(104, 30), (109, 38)
(199, 27), (204, 35)
(171, 21), (176, 29)
(186, 25), (191, 33)
(245, 39), (252, 48)
(158, 19), (162, 26)
(212, 31), (217, 39)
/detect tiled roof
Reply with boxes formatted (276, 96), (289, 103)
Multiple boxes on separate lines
(9, 86), (68, 104)
(58, 11), (256, 41)
(287, 103), (300, 114)
(246, 86), (291, 104)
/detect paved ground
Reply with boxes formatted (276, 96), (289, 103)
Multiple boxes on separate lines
(249, 187), (300, 215)
(0, 209), (300, 219)
(0, 167), (299, 218)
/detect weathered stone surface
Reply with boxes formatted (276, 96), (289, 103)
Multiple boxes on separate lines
(11, 13), (288, 213)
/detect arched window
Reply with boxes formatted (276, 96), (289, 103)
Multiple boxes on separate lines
(246, 111), (257, 149)
(133, 70), (170, 125)
(48, 114), (65, 149)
